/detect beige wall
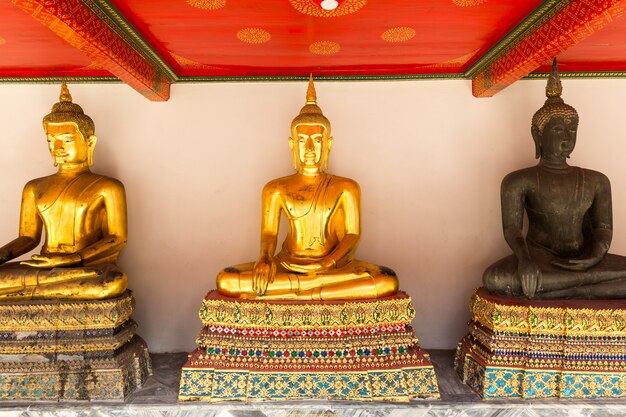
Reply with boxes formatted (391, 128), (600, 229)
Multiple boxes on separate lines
(0, 79), (625, 352)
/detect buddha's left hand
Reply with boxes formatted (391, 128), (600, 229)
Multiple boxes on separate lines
(21, 253), (82, 268)
(552, 255), (602, 271)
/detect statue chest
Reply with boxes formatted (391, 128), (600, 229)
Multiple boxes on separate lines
(282, 185), (339, 251)
(528, 169), (593, 218)
(34, 176), (105, 248)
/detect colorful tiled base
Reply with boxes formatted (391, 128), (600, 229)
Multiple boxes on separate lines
(455, 287), (626, 399)
(179, 290), (439, 402)
(0, 291), (151, 400)
(0, 336), (151, 401)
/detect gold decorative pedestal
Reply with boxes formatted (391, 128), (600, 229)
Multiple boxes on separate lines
(456, 287), (626, 399)
(0, 291), (151, 401)
(179, 291), (439, 402)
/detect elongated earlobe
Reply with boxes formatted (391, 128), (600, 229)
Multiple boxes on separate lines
(531, 126), (541, 159)
(87, 135), (97, 167)
(324, 137), (333, 171)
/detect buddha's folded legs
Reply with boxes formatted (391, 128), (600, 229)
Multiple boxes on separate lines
(217, 260), (398, 300)
(0, 263), (127, 300)
(483, 250), (626, 299)
(540, 277), (626, 299)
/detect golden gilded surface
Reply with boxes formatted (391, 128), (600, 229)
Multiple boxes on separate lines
(186, 0), (226, 10)
(0, 82), (128, 300)
(309, 41), (341, 55)
(216, 76), (398, 300)
(0, 290), (134, 331)
(236, 28), (271, 44)
(470, 290), (626, 338)
(200, 291), (414, 327)
(381, 27), (416, 43)
(289, 0), (367, 18)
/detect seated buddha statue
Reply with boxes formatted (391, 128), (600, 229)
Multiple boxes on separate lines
(0, 81), (127, 300)
(217, 76), (398, 301)
(483, 59), (626, 299)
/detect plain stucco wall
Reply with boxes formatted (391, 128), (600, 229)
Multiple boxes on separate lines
(0, 79), (625, 352)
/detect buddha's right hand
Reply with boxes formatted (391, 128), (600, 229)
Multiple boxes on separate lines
(253, 256), (277, 296)
(518, 259), (542, 299)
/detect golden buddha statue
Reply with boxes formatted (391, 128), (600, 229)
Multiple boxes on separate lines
(217, 76), (398, 301)
(0, 82), (128, 300)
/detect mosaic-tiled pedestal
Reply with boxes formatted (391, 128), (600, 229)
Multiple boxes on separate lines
(0, 291), (151, 401)
(179, 290), (439, 402)
(456, 287), (626, 399)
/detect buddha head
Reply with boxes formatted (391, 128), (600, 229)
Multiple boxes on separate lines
(531, 58), (579, 161)
(43, 81), (97, 168)
(289, 75), (334, 172)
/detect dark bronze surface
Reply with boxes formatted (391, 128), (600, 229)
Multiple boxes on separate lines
(484, 59), (626, 299)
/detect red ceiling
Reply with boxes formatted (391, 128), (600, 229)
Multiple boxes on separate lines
(107, 0), (543, 76)
(3, 0), (626, 99)
(0, 2), (112, 77)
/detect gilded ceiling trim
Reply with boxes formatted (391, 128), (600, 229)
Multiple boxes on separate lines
(1, 75), (466, 84)
(86, 0), (178, 81)
(3, 71), (626, 84)
(0, 77), (121, 83)
(525, 71), (626, 79)
(175, 74), (467, 82)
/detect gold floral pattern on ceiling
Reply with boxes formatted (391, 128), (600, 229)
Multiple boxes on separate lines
(309, 41), (341, 55)
(236, 28), (271, 44)
(381, 27), (416, 43)
(452, 0), (487, 6)
(289, 0), (367, 17)
(186, 0), (226, 10)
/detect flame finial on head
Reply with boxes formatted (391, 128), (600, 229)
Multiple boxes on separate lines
(60, 80), (73, 103)
(545, 58), (563, 99)
(291, 74), (331, 133)
(306, 73), (317, 104)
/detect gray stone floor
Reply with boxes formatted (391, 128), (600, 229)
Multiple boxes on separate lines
(3, 350), (626, 416)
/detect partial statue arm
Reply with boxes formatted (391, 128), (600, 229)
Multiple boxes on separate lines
(253, 183), (281, 295)
(553, 173), (612, 271)
(501, 173), (542, 298)
(23, 180), (128, 268)
(0, 182), (42, 265)
(322, 180), (361, 269)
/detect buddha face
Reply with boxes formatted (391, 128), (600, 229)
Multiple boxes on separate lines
(537, 115), (579, 160)
(44, 122), (95, 168)
(290, 124), (333, 171)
